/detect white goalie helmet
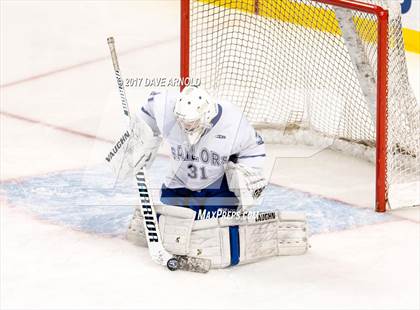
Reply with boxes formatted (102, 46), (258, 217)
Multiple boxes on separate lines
(174, 86), (218, 144)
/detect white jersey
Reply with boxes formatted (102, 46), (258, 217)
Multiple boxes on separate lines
(138, 90), (265, 190)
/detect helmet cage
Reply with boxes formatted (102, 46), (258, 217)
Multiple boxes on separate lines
(174, 86), (218, 144)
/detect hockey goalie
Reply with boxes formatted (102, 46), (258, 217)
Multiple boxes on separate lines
(109, 86), (308, 268)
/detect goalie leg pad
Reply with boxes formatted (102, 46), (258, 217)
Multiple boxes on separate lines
(148, 205), (232, 267)
(127, 205), (308, 268)
(157, 205), (196, 256)
(126, 204), (197, 254)
(189, 211), (308, 268)
(239, 211), (308, 265)
(189, 218), (232, 268)
(188, 210), (308, 268)
(157, 205), (233, 268)
(277, 212), (309, 256)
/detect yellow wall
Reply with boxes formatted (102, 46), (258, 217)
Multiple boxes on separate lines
(197, 0), (419, 53)
(402, 28), (420, 53)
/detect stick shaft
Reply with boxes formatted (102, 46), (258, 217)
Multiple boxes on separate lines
(107, 37), (130, 117)
(106, 36), (173, 266)
(106, 37), (210, 273)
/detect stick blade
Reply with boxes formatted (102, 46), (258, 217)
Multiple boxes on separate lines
(175, 256), (211, 273)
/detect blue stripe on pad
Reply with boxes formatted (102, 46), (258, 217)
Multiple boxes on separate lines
(229, 226), (240, 266)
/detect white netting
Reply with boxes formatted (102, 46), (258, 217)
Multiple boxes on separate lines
(187, 0), (419, 209)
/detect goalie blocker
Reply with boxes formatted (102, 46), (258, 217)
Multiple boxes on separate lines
(128, 204), (308, 268)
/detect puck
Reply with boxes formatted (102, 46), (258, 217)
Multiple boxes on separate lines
(167, 258), (178, 271)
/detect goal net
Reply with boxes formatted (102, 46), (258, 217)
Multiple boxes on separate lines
(181, 0), (419, 211)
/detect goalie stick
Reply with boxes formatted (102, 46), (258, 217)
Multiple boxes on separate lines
(106, 37), (210, 273)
